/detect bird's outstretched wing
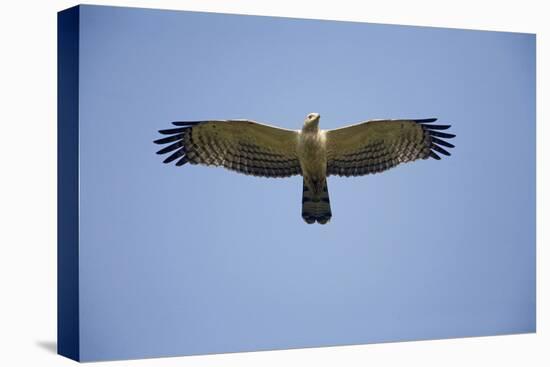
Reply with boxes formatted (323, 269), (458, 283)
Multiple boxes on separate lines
(325, 118), (455, 177)
(154, 120), (302, 178)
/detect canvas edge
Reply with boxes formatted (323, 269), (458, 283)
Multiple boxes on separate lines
(57, 5), (81, 362)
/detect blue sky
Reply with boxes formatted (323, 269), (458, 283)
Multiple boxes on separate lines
(76, 5), (535, 361)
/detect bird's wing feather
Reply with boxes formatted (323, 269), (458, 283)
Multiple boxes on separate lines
(154, 120), (302, 178)
(325, 118), (455, 176)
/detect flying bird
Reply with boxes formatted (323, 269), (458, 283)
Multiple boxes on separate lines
(154, 113), (455, 224)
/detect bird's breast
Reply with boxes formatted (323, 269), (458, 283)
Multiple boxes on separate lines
(297, 130), (327, 178)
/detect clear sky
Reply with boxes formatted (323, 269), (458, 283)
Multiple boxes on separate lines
(76, 5), (535, 361)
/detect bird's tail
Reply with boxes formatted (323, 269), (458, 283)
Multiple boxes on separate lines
(302, 178), (332, 224)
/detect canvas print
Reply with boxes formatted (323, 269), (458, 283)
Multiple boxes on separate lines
(58, 4), (536, 362)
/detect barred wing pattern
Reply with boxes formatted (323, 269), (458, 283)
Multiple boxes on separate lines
(154, 120), (302, 178)
(326, 118), (455, 177)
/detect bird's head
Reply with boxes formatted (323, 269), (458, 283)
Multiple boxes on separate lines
(303, 112), (320, 130)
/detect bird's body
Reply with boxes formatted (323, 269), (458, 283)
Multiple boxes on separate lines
(297, 114), (327, 195)
(297, 115), (332, 223)
(154, 113), (455, 224)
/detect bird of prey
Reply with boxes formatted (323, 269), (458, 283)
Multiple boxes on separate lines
(154, 113), (455, 224)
